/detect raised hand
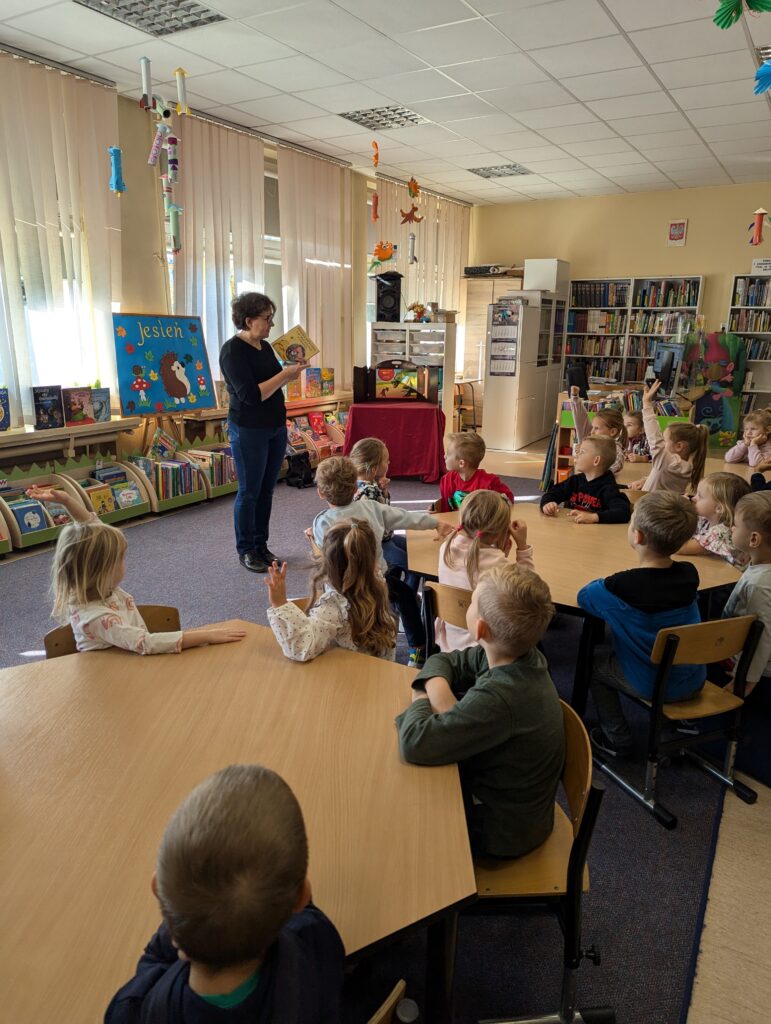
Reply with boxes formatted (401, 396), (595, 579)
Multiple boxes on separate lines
(265, 560), (288, 607)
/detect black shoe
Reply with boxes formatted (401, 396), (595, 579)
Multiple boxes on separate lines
(239, 550), (269, 573)
(257, 545), (280, 565)
(590, 726), (633, 759)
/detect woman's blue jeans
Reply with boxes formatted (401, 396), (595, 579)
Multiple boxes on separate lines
(229, 421), (287, 555)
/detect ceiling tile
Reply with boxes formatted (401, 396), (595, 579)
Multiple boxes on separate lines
(394, 19), (517, 65)
(492, 0), (618, 50)
(652, 156), (723, 172)
(700, 121), (771, 142)
(96, 40), (219, 80)
(409, 93), (497, 122)
(572, 186), (625, 194)
(671, 80), (758, 111)
(332, 0), (475, 35)
(68, 55), (136, 88)
(207, 106), (267, 127)
(240, 55), (351, 91)
(527, 35), (642, 78)
(545, 170), (612, 184)
(288, 114), (365, 139)
(294, 82), (393, 114)
(608, 111), (690, 136)
(314, 39), (426, 80)
(439, 54), (548, 92)
(601, 0), (709, 31)
(463, 130), (545, 151)
(260, 124), (315, 143)
(562, 139), (634, 157)
(378, 123), (460, 144)
(497, 144), (568, 162)
(688, 102), (768, 128)
(455, 114), (529, 138)
(516, 104), (598, 129)
(539, 122), (615, 143)
(710, 137), (771, 156)
(641, 143), (711, 161)
(367, 69), (465, 103)
(589, 150), (655, 167)
(652, 50), (756, 90)
(178, 90), (232, 112)
(424, 169), (490, 184)
(173, 23), (296, 66)
(388, 158), (457, 174)
(0, 23), (84, 63)
(563, 66), (660, 102)
(0, 0), (58, 16)
(232, 93), (328, 121)
(304, 139), (348, 155)
(5, 4), (147, 51)
(182, 70), (278, 105)
(481, 81), (575, 114)
(421, 137), (501, 156)
(449, 151), (514, 168)
(670, 172), (732, 186)
(604, 165), (667, 179)
(587, 91), (676, 120)
(629, 18), (743, 62)
(523, 156), (588, 172)
(624, 128), (704, 148)
(324, 132), (394, 152)
(243, 2), (382, 50)
(206, 0), (307, 14)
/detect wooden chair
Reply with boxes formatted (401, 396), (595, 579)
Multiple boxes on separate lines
(422, 581), (472, 654)
(472, 702), (614, 1024)
(289, 597), (310, 612)
(44, 605), (181, 659)
(367, 980), (407, 1024)
(624, 488), (645, 504)
(592, 615), (763, 830)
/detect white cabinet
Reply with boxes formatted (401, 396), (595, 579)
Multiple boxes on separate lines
(369, 321), (457, 429)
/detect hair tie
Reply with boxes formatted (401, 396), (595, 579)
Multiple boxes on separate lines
(475, 530), (485, 538)
(455, 524), (464, 532)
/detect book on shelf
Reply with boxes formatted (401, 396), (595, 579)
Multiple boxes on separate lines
(321, 368), (334, 396)
(93, 466), (128, 486)
(186, 448), (237, 486)
(567, 310), (627, 334)
(743, 337), (771, 359)
(633, 279), (698, 308)
(304, 367), (322, 398)
(285, 378), (302, 401)
(565, 337), (623, 357)
(7, 498), (48, 533)
(629, 311), (694, 335)
(570, 281), (629, 307)
(32, 386), (65, 430)
(45, 501), (73, 526)
(731, 310), (771, 333)
(82, 483), (116, 515)
(127, 455), (155, 483)
(286, 420), (308, 453)
(293, 414), (312, 433)
(155, 459), (198, 499)
(91, 388), (111, 423)
(147, 427), (178, 460)
(215, 380), (230, 411)
(62, 387), (95, 426)
(0, 387), (9, 431)
(733, 277), (771, 308)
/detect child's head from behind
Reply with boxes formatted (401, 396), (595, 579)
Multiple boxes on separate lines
(591, 408), (627, 447)
(574, 435), (615, 476)
(467, 563), (554, 660)
(623, 410), (644, 440)
(630, 491), (696, 556)
(443, 490), (511, 587)
(445, 431), (485, 473)
(732, 491), (771, 555)
(693, 472), (750, 527)
(155, 764), (308, 969)
(349, 437), (389, 482)
(316, 456), (358, 506)
(51, 520), (127, 620)
(663, 422), (709, 492)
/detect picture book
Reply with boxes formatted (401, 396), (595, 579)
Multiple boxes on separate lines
(112, 313), (216, 416)
(305, 367), (322, 398)
(8, 498), (48, 533)
(322, 411), (346, 448)
(0, 387), (10, 431)
(215, 379), (229, 411)
(91, 387), (111, 422)
(375, 366), (419, 400)
(128, 455), (155, 482)
(321, 367), (335, 396)
(32, 386), (65, 430)
(111, 481), (144, 508)
(83, 484), (116, 515)
(147, 426), (177, 460)
(271, 325), (319, 364)
(292, 415), (312, 433)
(286, 420), (308, 452)
(62, 387), (95, 426)
(285, 377), (302, 401)
(93, 466), (128, 486)
(307, 412), (328, 437)
(45, 502), (73, 526)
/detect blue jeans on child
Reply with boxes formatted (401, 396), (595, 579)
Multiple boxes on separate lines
(228, 421), (287, 555)
(382, 533), (421, 591)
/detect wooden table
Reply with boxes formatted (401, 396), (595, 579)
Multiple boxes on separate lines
(616, 455), (754, 487)
(0, 622), (475, 1024)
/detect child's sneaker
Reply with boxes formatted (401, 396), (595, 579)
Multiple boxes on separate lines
(408, 647), (426, 669)
(674, 718), (699, 735)
(590, 726), (633, 759)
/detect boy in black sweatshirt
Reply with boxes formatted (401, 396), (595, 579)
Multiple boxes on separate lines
(541, 435), (631, 524)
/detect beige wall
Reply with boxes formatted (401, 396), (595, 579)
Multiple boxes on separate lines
(470, 181), (771, 331)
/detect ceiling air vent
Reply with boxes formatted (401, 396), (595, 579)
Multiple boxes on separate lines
(469, 164), (532, 178)
(74, 0), (226, 36)
(338, 106), (430, 131)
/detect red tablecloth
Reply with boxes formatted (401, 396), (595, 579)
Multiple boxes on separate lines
(343, 402), (446, 483)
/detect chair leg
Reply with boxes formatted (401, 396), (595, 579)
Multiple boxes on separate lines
(592, 755), (677, 830)
(478, 955), (615, 1024)
(683, 748), (759, 805)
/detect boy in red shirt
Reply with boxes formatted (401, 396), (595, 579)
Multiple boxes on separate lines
(432, 431), (514, 512)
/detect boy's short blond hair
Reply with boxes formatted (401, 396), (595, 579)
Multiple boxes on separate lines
(156, 764), (308, 968)
(476, 563), (554, 657)
(735, 491), (771, 540)
(448, 431), (485, 469)
(633, 491), (697, 555)
(315, 456), (358, 506)
(582, 435), (616, 473)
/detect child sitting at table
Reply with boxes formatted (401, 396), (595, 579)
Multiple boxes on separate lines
(623, 409), (651, 462)
(569, 386), (626, 475)
(627, 381), (708, 495)
(431, 431), (514, 512)
(396, 562), (564, 858)
(540, 437), (631, 524)
(578, 491), (704, 758)
(105, 764), (344, 1023)
(266, 519), (397, 662)
(677, 472), (750, 568)
(724, 409), (771, 467)
(311, 457), (453, 667)
(437, 490), (534, 651)
(29, 486), (245, 655)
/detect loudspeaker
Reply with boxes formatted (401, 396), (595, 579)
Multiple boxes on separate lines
(375, 271), (403, 322)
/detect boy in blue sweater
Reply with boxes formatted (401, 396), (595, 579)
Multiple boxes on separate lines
(578, 491), (704, 757)
(105, 765), (344, 1024)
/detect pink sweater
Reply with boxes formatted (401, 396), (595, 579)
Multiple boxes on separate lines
(641, 406), (692, 494)
(724, 438), (771, 467)
(436, 534), (535, 652)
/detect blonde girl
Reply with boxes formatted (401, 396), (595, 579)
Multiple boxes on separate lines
(724, 409), (771, 467)
(266, 518), (397, 661)
(678, 472), (750, 568)
(623, 410), (651, 463)
(437, 490), (534, 652)
(32, 485), (245, 654)
(569, 386), (626, 475)
(628, 381), (709, 495)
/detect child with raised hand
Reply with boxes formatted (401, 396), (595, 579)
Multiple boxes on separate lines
(266, 519), (397, 662)
(540, 436), (631, 524)
(437, 489), (534, 651)
(678, 471), (750, 568)
(724, 409), (771, 467)
(569, 385), (626, 475)
(31, 486), (245, 654)
(628, 380), (709, 494)
(105, 764), (344, 1023)
(432, 431), (514, 512)
(623, 409), (651, 463)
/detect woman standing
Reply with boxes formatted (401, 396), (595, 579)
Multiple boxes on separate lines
(220, 292), (305, 572)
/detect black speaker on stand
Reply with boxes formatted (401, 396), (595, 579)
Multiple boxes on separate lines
(374, 271), (403, 322)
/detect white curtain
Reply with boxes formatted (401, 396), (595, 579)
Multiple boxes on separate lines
(376, 179), (470, 314)
(277, 147), (353, 389)
(0, 52), (120, 425)
(172, 117), (265, 368)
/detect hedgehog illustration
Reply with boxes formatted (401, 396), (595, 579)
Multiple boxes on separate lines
(159, 351), (191, 405)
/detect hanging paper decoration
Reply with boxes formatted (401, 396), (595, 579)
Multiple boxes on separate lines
(166, 135), (180, 183)
(139, 56), (153, 110)
(174, 67), (190, 115)
(754, 60), (771, 93)
(148, 122), (171, 166)
(368, 240), (396, 273)
(400, 203), (423, 224)
(408, 231), (417, 264)
(713, 0), (771, 29)
(371, 192), (379, 222)
(108, 146), (126, 194)
(749, 208), (771, 245)
(139, 56), (184, 257)
(371, 141), (379, 168)
(407, 176), (420, 199)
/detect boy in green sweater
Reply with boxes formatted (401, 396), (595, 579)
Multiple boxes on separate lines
(396, 564), (565, 859)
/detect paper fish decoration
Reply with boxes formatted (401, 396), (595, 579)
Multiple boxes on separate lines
(371, 141), (379, 168)
(407, 176), (420, 199)
(754, 59), (771, 93)
(371, 193), (379, 222)
(368, 240), (396, 273)
(713, 0), (771, 29)
(108, 146), (126, 194)
(400, 204), (423, 224)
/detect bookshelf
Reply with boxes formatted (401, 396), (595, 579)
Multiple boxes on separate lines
(565, 276), (703, 385)
(369, 322), (457, 427)
(728, 274), (771, 417)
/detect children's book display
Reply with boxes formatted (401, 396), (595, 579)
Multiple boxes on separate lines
(126, 426), (206, 509)
(32, 386), (65, 430)
(62, 387), (96, 426)
(0, 388), (10, 431)
(185, 446), (238, 495)
(91, 388), (112, 423)
(0, 470), (87, 549)
(283, 366), (335, 401)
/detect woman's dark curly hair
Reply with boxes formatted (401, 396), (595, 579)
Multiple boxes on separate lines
(231, 292), (276, 330)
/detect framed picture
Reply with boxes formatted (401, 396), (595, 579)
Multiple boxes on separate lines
(112, 314), (217, 416)
(667, 219), (687, 247)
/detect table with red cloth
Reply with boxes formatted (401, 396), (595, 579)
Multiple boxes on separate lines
(343, 402), (446, 483)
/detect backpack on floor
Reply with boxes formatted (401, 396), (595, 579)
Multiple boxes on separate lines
(284, 450), (315, 488)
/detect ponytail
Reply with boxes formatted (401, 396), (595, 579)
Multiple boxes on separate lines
(442, 490), (511, 588)
(669, 421), (709, 494)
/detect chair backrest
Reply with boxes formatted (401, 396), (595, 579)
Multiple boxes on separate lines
(560, 701), (592, 839)
(650, 615), (756, 665)
(44, 604), (181, 659)
(289, 596), (310, 612)
(424, 581), (472, 629)
(367, 980), (407, 1024)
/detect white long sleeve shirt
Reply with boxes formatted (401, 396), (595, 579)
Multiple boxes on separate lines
(723, 562), (771, 682)
(70, 588), (183, 655)
(312, 497), (437, 572)
(267, 588), (396, 662)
